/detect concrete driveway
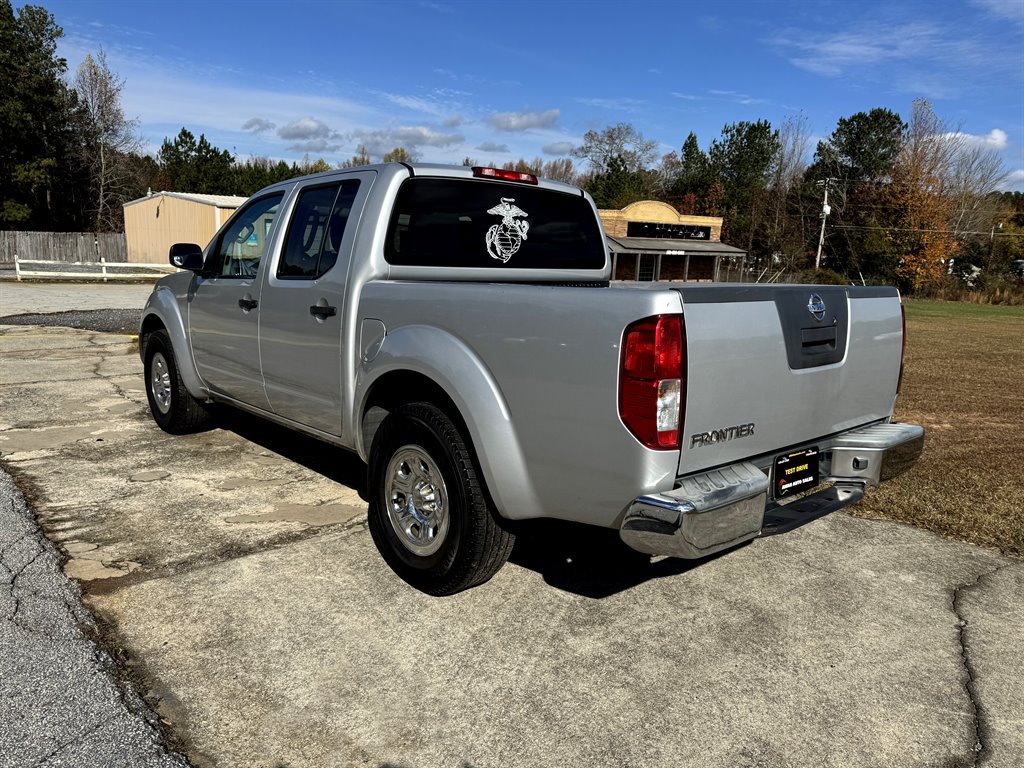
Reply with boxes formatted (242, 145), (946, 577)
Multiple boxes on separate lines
(0, 317), (1021, 767)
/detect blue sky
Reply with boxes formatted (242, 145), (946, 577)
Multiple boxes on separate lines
(44, 0), (1024, 189)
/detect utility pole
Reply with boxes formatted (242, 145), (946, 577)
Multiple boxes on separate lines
(814, 178), (834, 270)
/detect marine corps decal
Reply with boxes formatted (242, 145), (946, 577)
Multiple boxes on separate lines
(485, 198), (529, 263)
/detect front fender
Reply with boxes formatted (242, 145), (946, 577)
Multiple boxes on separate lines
(140, 283), (207, 400)
(356, 325), (545, 520)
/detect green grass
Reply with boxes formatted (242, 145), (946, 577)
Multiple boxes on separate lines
(904, 298), (1024, 321)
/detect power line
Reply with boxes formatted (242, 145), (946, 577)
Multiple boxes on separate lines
(829, 224), (1024, 236)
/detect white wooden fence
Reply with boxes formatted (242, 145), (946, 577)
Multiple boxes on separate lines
(13, 255), (177, 281)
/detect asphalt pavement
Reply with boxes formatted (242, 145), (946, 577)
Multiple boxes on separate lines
(1, 280), (189, 767)
(0, 469), (189, 767)
(1, 282), (1022, 768)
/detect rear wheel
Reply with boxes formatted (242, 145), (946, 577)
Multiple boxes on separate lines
(143, 330), (211, 434)
(368, 402), (515, 595)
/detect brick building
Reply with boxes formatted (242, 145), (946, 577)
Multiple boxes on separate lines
(599, 200), (747, 281)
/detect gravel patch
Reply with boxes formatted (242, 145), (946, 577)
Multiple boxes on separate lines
(0, 309), (141, 335)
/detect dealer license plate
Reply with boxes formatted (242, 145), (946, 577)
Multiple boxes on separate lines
(774, 447), (820, 498)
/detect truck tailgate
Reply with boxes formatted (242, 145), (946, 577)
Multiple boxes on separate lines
(675, 285), (903, 475)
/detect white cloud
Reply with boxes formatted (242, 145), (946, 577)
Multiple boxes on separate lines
(943, 128), (1009, 151)
(289, 138), (342, 154)
(278, 117), (334, 141)
(542, 142), (574, 155)
(350, 126), (465, 158)
(241, 118), (275, 134)
(375, 91), (444, 116)
(707, 89), (766, 105)
(442, 113), (465, 128)
(996, 169), (1024, 191)
(772, 23), (940, 77)
(972, 0), (1024, 24)
(575, 97), (646, 112)
(477, 142), (509, 153)
(486, 109), (560, 132)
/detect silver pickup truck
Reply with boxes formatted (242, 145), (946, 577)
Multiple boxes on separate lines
(140, 162), (923, 594)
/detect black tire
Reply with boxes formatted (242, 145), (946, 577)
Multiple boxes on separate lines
(142, 329), (212, 434)
(367, 402), (515, 595)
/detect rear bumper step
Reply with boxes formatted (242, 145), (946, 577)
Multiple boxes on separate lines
(620, 422), (924, 559)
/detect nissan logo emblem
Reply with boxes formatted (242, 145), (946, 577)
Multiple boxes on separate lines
(808, 293), (826, 321)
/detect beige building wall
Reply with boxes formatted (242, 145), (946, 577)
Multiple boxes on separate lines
(124, 195), (238, 263)
(598, 201), (722, 242)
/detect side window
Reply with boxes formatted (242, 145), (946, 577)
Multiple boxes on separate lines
(278, 180), (360, 280)
(206, 194), (283, 278)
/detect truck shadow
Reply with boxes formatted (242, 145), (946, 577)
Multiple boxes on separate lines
(203, 411), (736, 600)
(507, 519), (743, 599)
(214, 409), (368, 497)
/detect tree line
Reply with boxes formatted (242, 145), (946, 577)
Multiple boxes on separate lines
(2, 1), (1020, 293)
(557, 112), (1020, 292)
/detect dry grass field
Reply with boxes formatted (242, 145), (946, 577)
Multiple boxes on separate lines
(851, 299), (1024, 557)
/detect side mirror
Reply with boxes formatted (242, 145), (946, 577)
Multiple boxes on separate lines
(169, 243), (204, 272)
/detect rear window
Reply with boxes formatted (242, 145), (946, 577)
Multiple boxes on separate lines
(385, 178), (605, 270)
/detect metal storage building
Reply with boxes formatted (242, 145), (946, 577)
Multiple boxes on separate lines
(123, 191), (247, 263)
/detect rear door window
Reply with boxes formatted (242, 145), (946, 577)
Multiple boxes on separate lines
(385, 178), (605, 270)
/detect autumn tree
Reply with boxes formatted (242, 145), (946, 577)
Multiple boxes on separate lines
(339, 145), (372, 168)
(945, 137), (1008, 243)
(539, 158), (578, 185)
(296, 155), (332, 174)
(382, 147), (414, 163)
(73, 50), (141, 231)
(885, 99), (956, 290)
(497, 157), (578, 185)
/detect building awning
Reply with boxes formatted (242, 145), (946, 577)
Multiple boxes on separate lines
(607, 236), (746, 256)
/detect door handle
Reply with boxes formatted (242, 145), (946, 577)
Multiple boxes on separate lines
(238, 298), (258, 311)
(309, 305), (337, 319)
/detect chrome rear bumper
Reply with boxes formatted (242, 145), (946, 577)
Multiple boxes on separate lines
(620, 422), (924, 559)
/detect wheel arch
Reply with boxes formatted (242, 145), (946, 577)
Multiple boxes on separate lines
(356, 327), (545, 520)
(139, 287), (207, 400)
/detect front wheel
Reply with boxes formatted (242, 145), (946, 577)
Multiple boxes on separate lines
(143, 330), (211, 434)
(367, 402), (515, 595)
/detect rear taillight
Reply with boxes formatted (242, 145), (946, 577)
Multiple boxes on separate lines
(897, 302), (906, 395)
(619, 315), (686, 450)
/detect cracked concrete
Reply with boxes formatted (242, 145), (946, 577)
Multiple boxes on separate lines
(1, 297), (1022, 767)
(950, 563), (1024, 768)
